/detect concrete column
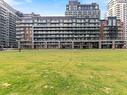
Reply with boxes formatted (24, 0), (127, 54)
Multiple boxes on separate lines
(88, 43), (91, 49)
(58, 41), (61, 49)
(18, 41), (21, 49)
(99, 41), (102, 49)
(112, 40), (115, 49)
(32, 43), (34, 49)
(45, 42), (47, 49)
(72, 41), (74, 49)
(80, 43), (83, 49)
(31, 26), (34, 49)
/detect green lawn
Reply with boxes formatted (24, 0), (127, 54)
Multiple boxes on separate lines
(0, 49), (127, 95)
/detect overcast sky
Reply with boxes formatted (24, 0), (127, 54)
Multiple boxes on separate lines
(4, 0), (108, 19)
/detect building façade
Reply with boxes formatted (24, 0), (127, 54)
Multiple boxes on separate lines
(16, 0), (125, 49)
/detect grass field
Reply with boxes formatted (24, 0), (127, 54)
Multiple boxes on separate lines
(0, 49), (127, 95)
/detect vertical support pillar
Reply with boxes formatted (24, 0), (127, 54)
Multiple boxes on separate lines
(88, 43), (91, 49)
(45, 42), (47, 49)
(31, 26), (34, 49)
(72, 41), (74, 49)
(112, 40), (115, 49)
(58, 41), (61, 49)
(18, 41), (21, 49)
(99, 41), (102, 49)
(32, 42), (34, 49)
(80, 42), (83, 49)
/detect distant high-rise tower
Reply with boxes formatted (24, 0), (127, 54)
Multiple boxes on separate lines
(0, 0), (20, 47)
(107, 0), (127, 40)
(65, 0), (100, 19)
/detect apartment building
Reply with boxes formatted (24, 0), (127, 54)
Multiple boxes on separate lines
(100, 17), (125, 48)
(16, 0), (125, 49)
(16, 0), (101, 49)
(107, 0), (127, 40)
(65, 0), (100, 18)
(33, 16), (100, 49)
(0, 0), (19, 48)
(16, 13), (40, 48)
